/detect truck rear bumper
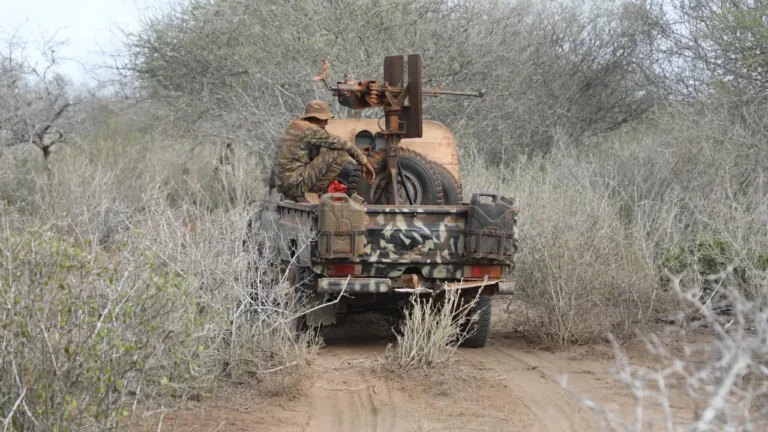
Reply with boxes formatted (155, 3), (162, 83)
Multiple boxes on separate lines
(396, 279), (515, 295)
(318, 278), (391, 294)
(316, 277), (515, 295)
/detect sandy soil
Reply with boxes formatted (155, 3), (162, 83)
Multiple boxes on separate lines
(157, 301), (674, 432)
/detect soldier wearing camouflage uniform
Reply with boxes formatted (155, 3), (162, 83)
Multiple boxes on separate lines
(274, 100), (375, 202)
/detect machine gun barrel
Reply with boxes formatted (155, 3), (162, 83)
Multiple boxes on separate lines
(424, 89), (485, 98)
(330, 84), (364, 92)
(329, 84), (484, 99)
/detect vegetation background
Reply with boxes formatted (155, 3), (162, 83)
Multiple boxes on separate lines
(1, 0), (766, 430)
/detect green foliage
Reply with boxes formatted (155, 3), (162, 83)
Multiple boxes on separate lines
(659, 237), (768, 300)
(695, 237), (733, 277)
(661, 237), (736, 278)
(756, 253), (768, 272)
(706, 2), (768, 96)
(0, 226), (221, 430)
(661, 244), (688, 276)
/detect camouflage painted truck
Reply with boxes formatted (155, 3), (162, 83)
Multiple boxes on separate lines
(251, 55), (518, 347)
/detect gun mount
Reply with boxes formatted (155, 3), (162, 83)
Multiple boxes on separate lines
(313, 54), (483, 205)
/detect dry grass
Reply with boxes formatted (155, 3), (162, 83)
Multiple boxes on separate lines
(384, 290), (479, 371)
(566, 269), (768, 431)
(463, 155), (661, 348)
(460, 100), (768, 350)
(3, 63), (768, 429)
(0, 127), (317, 430)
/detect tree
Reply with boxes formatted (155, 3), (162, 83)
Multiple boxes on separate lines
(645, 0), (768, 101)
(0, 29), (74, 163)
(123, 0), (659, 164)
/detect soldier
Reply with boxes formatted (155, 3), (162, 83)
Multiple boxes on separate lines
(274, 100), (375, 202)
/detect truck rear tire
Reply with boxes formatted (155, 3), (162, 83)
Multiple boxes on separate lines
(460, 296), (491, 348)
(358, 148), (444, 205)
(289, 264), (315, 334)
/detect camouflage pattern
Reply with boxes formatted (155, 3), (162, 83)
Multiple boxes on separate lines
(311, 205), (518, 279)
(274, 119), (368, 199)
(361, 207), (468, 265)
(258, 163), (518, 297)
(258, 186), (519, 283)
(317, 278), (391, 294)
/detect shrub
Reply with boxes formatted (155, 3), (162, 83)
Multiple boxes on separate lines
(459, 96), (768, 348)
(661, 237), (768, 303)
(661, 237), (737, 286)
(464, 162), (662, 349)
(0, 127), (318, 428)
(566, 269), (768, 431)
(0, 224), (219, 430)
(385, 291), (478, 371)
(124, 0), (657, 162)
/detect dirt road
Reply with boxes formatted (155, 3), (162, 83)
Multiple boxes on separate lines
(166, 305), (654, 432)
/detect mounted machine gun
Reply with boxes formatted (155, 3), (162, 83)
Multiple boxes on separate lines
(313, 54), (484, 205)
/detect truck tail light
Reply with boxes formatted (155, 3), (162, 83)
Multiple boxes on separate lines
(328, 264), (358, 276)
(466, 265), (502, 279)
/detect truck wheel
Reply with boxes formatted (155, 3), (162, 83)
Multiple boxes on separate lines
(460, 296), (491, 348)
(434, 163), (463, 205)
(358, 148), (444, 205)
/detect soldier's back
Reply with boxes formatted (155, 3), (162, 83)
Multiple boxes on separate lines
(274, 120), (316, 193)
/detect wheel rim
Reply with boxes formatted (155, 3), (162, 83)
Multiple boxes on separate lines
(370, 171), (423, 205)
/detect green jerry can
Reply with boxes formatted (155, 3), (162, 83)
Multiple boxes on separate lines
(466, 193), (519, 260)
(317, 193), (367, 259)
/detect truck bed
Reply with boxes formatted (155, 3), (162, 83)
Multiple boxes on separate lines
(262, 190), (517, 282)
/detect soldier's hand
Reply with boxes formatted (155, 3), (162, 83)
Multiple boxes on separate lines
(362, 162), (376, 184)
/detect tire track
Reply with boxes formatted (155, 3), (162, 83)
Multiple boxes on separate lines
(167, 314), (660, 432)
(459, 344), (598, 431)
(304, 350), (406, 432)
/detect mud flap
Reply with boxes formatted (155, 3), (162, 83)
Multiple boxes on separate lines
(306, 303), (337, 327)
(498, 281), (516, 295)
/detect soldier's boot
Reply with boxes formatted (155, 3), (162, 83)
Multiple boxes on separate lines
(331, 159), (361, 197)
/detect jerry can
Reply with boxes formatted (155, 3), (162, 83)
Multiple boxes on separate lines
(466, 193), (518, 260)
(317, 193), (367, 259)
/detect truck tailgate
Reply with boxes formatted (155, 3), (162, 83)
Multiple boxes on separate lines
(314, 194), (517, 279)
(363, 205), (467, 264)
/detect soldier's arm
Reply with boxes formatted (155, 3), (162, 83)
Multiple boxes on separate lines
(303, 127), (368, 166)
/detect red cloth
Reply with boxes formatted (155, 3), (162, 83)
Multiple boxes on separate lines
(327, 180), (347, 194)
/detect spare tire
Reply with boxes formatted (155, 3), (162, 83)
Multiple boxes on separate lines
(358, 148), (444, 205)
(433, 163), (463, 205)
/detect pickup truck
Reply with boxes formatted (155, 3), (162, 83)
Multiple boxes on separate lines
(251, 119), (518, 347)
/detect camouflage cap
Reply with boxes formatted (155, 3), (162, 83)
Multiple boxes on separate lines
(300, 100), (334, 121)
